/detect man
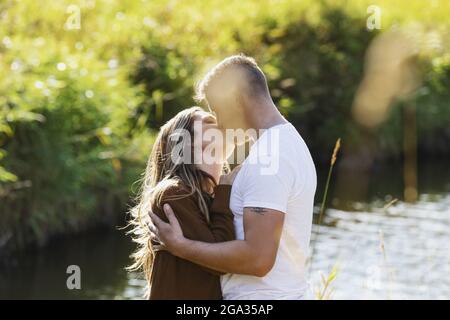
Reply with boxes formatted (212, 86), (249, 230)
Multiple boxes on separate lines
(149, 55), (317, 299)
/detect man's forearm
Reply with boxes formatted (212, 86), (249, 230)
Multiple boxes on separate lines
(173, 238), (266, 276)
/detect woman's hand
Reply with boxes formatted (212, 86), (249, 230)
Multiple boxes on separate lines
(219, 165), (242, 185)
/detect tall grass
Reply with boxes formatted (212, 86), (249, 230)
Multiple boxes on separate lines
(315, 265), (338, 300)
(309, 138), (341, 259)
(309, 138), (341, 299)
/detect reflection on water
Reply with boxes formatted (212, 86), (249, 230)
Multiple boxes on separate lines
(309, 193), (450, 299)
(0, 229), (146, 299)
(1, 160), (449, 299)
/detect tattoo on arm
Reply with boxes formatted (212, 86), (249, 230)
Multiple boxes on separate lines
(248, 207), (268, 215)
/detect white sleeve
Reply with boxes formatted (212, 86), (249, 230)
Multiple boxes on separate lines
(241, 154), (295, 214)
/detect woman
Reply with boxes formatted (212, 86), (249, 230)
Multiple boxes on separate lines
(128, 106), (238, 299)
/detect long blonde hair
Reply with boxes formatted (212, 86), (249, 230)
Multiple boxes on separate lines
(127, 106), (217, 298)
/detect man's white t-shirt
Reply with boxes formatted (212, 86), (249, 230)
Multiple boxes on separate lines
(221, 122), (317, 300)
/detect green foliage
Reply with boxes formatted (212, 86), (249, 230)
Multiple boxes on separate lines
(0, 0), (152, 250)
(0, 0), (449, 252)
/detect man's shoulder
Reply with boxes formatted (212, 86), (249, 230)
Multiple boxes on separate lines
(251, 129), (304, 163)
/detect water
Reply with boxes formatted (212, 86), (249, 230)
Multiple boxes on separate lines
(0, 228), (146, 299)
(309, 193), (450, 299)
(1, 159), (449, 299)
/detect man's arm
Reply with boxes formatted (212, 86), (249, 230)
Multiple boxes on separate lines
(150, 205), (284, 277)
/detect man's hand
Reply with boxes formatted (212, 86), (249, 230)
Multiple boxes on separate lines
(150, 204), (284, 276)
(148, 204), (186, 256)
(147, 178), (285, 276)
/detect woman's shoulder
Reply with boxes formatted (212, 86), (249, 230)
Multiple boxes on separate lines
(159, 178), (190, 196)
(152, 178), (192, 205)
(150, 179), (197, 217)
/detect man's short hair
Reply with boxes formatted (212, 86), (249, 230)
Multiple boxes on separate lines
(194, 54), (269, 104)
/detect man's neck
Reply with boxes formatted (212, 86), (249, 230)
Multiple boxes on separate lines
(246, 100), (288, 131)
